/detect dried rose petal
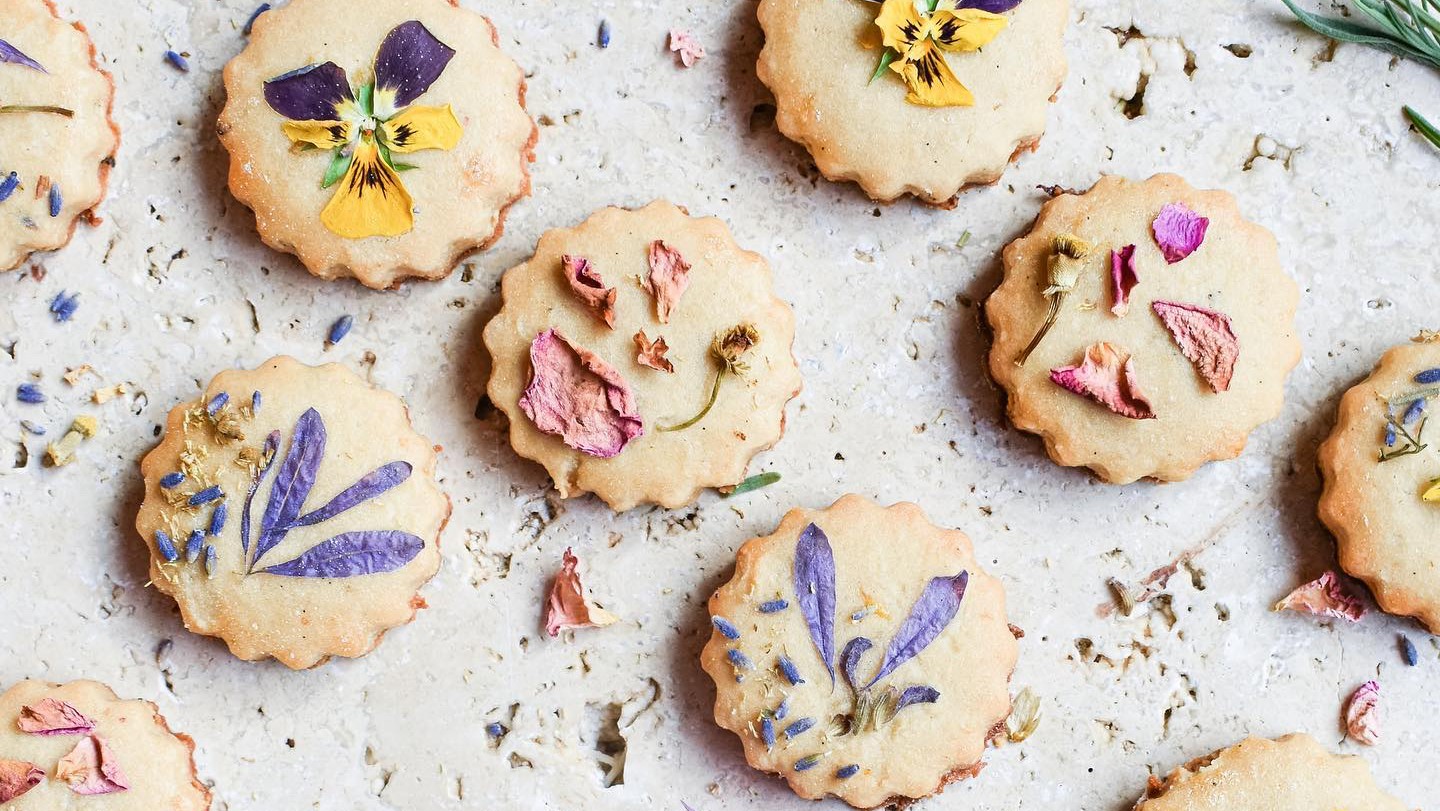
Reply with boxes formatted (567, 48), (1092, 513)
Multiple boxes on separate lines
(56, 736), (130, 796)
(634, 330), (674, 373)
(668, 29), (705, 67)
(1151, 202), (1209, 264)
(1152, 300), (1239, 393)
(1345, 681), (1381, 746)
(644, 240), (692, 324)
(18, 697), (95, 735)
(1274, 570), (1366, 623)
(561, 254), (616, 329)
(545, 547), (618, 637)
(1110, 245), (1138, 317)
(0, 759), (43, 803)
(519, 329), (644, 458)
(1050, 342), (1156, 420)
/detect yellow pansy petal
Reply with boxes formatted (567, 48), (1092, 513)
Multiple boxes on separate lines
(929, 9), (1009, 52)
(281, 120), (352, 150)
(893, 41), (975, 107)
(876, 0), (927, 57)
(380, 104), (463, 153)
(1424, 479), (1440, 502)
(320, 138), (414, 239)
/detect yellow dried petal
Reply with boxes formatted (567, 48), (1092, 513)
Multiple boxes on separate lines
(929, 7), (1008, 52)
(381, 104), (462, 154)
(876, 0), (926, 58)
(320, 138), (414, 239)
(281, 120), (352, 150)
(892, 41), (975, 107)
(1423, 479), (1440, 502)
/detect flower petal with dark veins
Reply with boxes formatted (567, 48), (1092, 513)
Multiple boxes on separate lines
(373, 20), (456, 112)
(1152, 300), (1239, 393)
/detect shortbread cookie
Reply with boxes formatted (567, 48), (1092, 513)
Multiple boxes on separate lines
(0, 0), (119, 272)
(701, 495), (1017, 808)
(1134, 733), (1408, 810)
(482, 201), (802, 511)
(0, 680), (209, 809)
(1319, 337), (1440, 632)
(986, 174), (1301, 483)
(756, 0), (1067, 205)
(136, 356), (449, 669)
(218, 0), (536, 288)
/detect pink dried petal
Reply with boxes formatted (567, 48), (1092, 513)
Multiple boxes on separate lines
(0, 759), (43, 803)
(1151, 202), (1209, 264)
(18, 697), (95, 735)
(545, 547), (618, 637)
(668, 29), (705, 67)
(1152, 300), (1239, 393)
(519, 329), (644, 458)
(1275, 570), (1366, 623)
(1110, 245), (1138, 317)
(1050, 342), (1156, 420)
(1345, 681), (1381, 746)
(634, 330), (674, 373)
(644, 240), (692, 324)
(561, 254), (616, 329)
(56, 735), (130, 796)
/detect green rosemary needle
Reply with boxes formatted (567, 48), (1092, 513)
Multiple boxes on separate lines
(660, 324), (759, 432)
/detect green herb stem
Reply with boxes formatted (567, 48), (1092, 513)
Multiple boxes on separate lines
(0, 104), (74, 117)
(1405, 105), (1440, 148)
(660, 370), (724, 432)
(724, 472), (781, 497)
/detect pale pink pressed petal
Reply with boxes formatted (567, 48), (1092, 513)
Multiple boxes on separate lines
(561, 254), (616, 329)
(544, 548), (618, 637)
(56, 736), (130, 796)
(1345, 681), (1381, 746)
(1152, 300), (1239, 393)
(0, 759), (43, 803)
(519, 329), (644, 458)
(1274, 570), (1366, 623)
(668, 29), (705, 67)
(644, 240), (693, 324)
(1110, 245), (1138, 317)
(18, 697), (95, 735)
(1050, 342), (1156, 420)
(633, 331), (674, 373)
(1151, 202), (1209, 264)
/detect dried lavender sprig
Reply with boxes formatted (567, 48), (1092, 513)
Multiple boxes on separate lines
(485, 722), (506, 738)
(0, 172), (17, 201)
(160, 472), (185, 489)
(783, 717), (815, 739)
(47, 183), (60, 217)
(185, 530), (204, 563)
(835, 764), (860, 779)
(155, 530), (179, 562)
(712, 616), (741, 639)
(206, 392), (230, 415)
(778, 656), (804, 686)
(209, 502), (228, 536)
(327, 314), (354, 346)
(598, 19), (612, 48)
(760, 716), (775, 748)
(205, 545), (219, 577)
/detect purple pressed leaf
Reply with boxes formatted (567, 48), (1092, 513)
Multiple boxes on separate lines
(292, 461), (412, 528)
(241, 431), (281, 556)
(0, 39), (45, 72)
(866, 571), (969, 688)
(261, 530), (424, 578)
(955, 0), (1025, 11)
(841, 637), (873, 689)
(794, 522), (837, 682)
(263, 62), (353, 121)
(253, 408), (326, 566)
(895, 685), (941, 712)
(373, 20), (455, 109)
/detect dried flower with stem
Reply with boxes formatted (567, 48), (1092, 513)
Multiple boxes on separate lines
(660, 324), (759, 432)
(1016, 234), (1093, 366)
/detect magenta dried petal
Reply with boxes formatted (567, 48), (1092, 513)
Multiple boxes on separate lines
(1110, 245), (1138, 317)
(1152, 300), (1239, 393)
(644, 240), (692, 324)
(1050, 342), (1156, 420)
(562, 255), (617, 328)
(0, 759), (43, 803)
(1345, 681), (1381, 746)
(18, 697), (95, 735)
(544, 547), (617, 636)
(56, 736), (129, 796)
(519, 329), (644, 458)
(1275, 570), (1366, 623)
(1151, 202), (1209, 264)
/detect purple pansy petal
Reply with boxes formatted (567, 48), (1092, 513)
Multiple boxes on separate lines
(253, 408), (326, 566)
(895, 685), (941, 712)
(292, 461), (412, 528)
(794, 523), (837, 682)
(841, 637), (874, 689)
(866, 571), (969, 688)
(374, 20), (455, 109)
(261, 530), (424, 578)
(1151, 203), (1209, 264)
(263, 62), (353, 121)
(0, 39), (45, 72)
(954, 0), (1024, 11)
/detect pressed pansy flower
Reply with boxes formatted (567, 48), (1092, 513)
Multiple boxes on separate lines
(874, 0), (1015, 107)
(263, 20), (463, 239)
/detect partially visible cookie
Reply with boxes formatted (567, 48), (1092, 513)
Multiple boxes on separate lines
(482, 201), (802, 511)
(700, 495), (1017, 808)
(0, 0), (119, 272)
(136, 356), (449, 669)
(1133, 733), (1408, 811)
(218, 0), (536, 288)
(986, 174), (1301, 483)
(756, 0), (1067, 205)
(0, 679), (209, 809)
(1318, 337), (1440, 632)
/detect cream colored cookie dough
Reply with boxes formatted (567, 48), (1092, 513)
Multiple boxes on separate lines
(986, 173), (1301, 483)
(217, 0), (536, 289)
(756, 0), (1067, 205)
(483, 201), (802, 511)
(0, 0), (118, 272)
(135, 356), (449, 669)
(0, 680), (209, 810)
(1134, 734), (1408, 811)
(1319, 338), (1440, 632)
(701, 495), (1017, 809)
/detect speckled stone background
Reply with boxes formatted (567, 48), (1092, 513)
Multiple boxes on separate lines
(1, 1), (1436, 809)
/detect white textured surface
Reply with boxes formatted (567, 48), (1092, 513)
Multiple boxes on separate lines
(0, 1), (1437, 809)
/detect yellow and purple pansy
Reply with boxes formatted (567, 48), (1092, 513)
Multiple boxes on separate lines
(263, 20), (463, 239)
(869, 0), (1022, 108)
